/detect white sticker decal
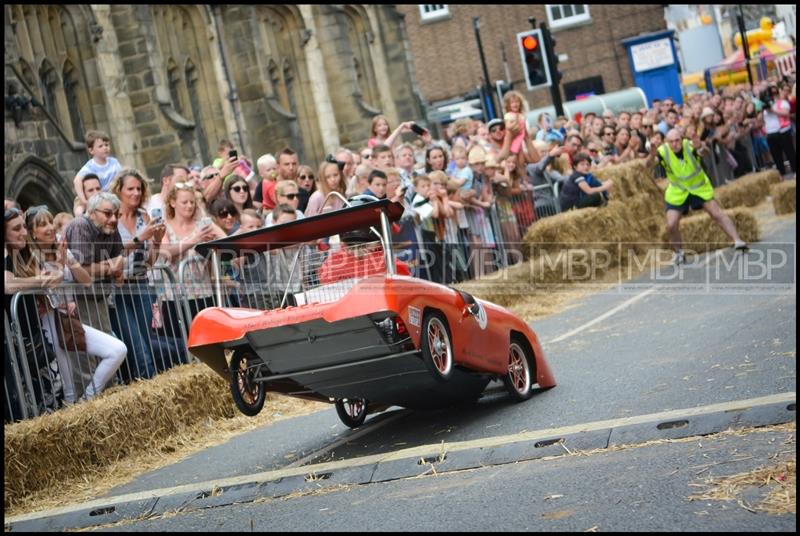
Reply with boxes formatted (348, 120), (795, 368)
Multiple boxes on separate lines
(475, 301), (488, 330)
(408, 306), (421, 328)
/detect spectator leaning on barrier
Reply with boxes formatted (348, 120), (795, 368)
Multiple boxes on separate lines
(209, 197), (240, 236)
(155, 182), (227, 350)
(5, 207), (64, 414)
(25, 206), (126, 404)
(64, 192), (125, 335)
(108, 169), (167, 381)
(644, 129), (748, 266)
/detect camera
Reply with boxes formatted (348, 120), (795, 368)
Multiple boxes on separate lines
(760, 87), (777, 108)
(228, 149), (238, 160)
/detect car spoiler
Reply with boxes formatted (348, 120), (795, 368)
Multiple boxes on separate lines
(195, 199), (405, 256)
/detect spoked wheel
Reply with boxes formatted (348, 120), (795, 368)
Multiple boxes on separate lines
(229, 350), (266, 416)
(335, 398), (368, 428)
(421, 313), (454, 382)
(504, 339), (535, 402)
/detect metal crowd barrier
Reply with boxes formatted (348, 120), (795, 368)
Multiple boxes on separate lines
(4, 265), (194, 422)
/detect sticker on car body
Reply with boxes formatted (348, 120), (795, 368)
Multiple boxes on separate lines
(474, 301), (488, 330)
(408, 306), (421, 327)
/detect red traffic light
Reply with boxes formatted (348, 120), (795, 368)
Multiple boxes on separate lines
(522, 35), (538, 51)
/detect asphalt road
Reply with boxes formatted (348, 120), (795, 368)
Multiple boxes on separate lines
(6, 216), (795, 532)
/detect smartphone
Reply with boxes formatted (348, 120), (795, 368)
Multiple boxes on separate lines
(150, 208), (162, 223)
(409, 123), (427, 136)
(199, 216), (212, 228)
(228, 149), (238, 160)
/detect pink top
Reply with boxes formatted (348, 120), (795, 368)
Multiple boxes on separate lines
(304, 190), (346, 217)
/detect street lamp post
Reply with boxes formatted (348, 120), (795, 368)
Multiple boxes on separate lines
(473, 16), (496, 121)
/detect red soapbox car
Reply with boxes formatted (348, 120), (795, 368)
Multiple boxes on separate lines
(188, 198), (555, 428)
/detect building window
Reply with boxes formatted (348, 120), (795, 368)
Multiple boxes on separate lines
(419, 5), (449, 22)
(546, 5), (591, 29)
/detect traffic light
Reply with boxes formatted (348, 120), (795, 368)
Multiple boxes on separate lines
(517, 29), (551, 90)
(546, 32), (562, 84)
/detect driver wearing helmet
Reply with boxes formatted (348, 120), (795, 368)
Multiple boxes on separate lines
(318, 196), (411, 284)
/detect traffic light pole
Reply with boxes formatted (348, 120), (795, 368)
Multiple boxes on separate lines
(539, 22), (564, 118)
(473, 17), (497, 120)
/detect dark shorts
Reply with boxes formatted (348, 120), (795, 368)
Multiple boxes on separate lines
(665, 194), (710, 214)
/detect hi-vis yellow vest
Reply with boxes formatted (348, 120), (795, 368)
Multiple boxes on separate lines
(658, 139), (714, 205)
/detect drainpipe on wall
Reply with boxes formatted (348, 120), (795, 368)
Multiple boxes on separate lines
(211, 6), (249, 156)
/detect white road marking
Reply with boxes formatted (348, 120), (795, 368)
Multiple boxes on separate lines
(548, 287), (658, 344)
(547, 247), (729, 345)
(7, 392), (794, 525)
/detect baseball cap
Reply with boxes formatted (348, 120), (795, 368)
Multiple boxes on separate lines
(487, 118), (504, 130)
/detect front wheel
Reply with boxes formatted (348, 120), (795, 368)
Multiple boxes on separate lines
(421, 313), (454, 382)
(504, 339), (535, 402)
(335, 398), (368, 428)
(229, 350), (266, 416)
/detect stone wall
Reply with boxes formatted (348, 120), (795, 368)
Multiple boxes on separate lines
(4, 4), (423, 211)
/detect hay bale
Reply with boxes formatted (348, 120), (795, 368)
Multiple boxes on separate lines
(761, 169), (782, 185)
(715, 173), (770, 209)
(4, 364), (236, 510)
(664, 207), (760, 254)
(771, 181), (796, 215)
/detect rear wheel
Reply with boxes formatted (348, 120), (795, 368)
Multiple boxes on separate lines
(335, 398), (368, 428)
(229, 350), (266, 416)
(504, 339), (535, 401)
(421, 313), (454, 382)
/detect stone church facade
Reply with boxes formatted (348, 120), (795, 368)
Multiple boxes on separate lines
(4, 5), (425, 212)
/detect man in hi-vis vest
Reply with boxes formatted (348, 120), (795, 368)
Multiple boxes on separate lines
(645, 129), (748, 265)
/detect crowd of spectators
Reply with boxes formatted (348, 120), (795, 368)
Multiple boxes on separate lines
(4, 70), (795, 419)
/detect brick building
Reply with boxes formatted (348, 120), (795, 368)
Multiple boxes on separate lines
(4, 5), (424, 212)
(397, 4), (667, 109)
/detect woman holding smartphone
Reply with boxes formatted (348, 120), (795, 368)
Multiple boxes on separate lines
(158, 182), (226, 354)
(108, 169), (167, 381)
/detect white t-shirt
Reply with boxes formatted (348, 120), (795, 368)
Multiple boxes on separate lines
(763, 100), (791, 134)
(145, 195), (166, 218)
(77, 157), (122, 191)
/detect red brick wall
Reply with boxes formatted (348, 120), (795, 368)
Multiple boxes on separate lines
(397, 5), (666, 108)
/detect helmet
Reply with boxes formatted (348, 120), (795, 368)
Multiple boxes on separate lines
(347, 194), (380, 207)
(341, 194), (381, 244)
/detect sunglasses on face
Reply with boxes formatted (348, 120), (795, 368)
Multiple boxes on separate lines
(95, 208), (120, 219)
(298, 174), (314, 180)
(202, 172), (220, 181)
(282, 193), (299, 200)
(217, 210), (235, 218)
(361, 154), (371, 159)
(490, 126), (505, 133)
(230, 185), (247, 193)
